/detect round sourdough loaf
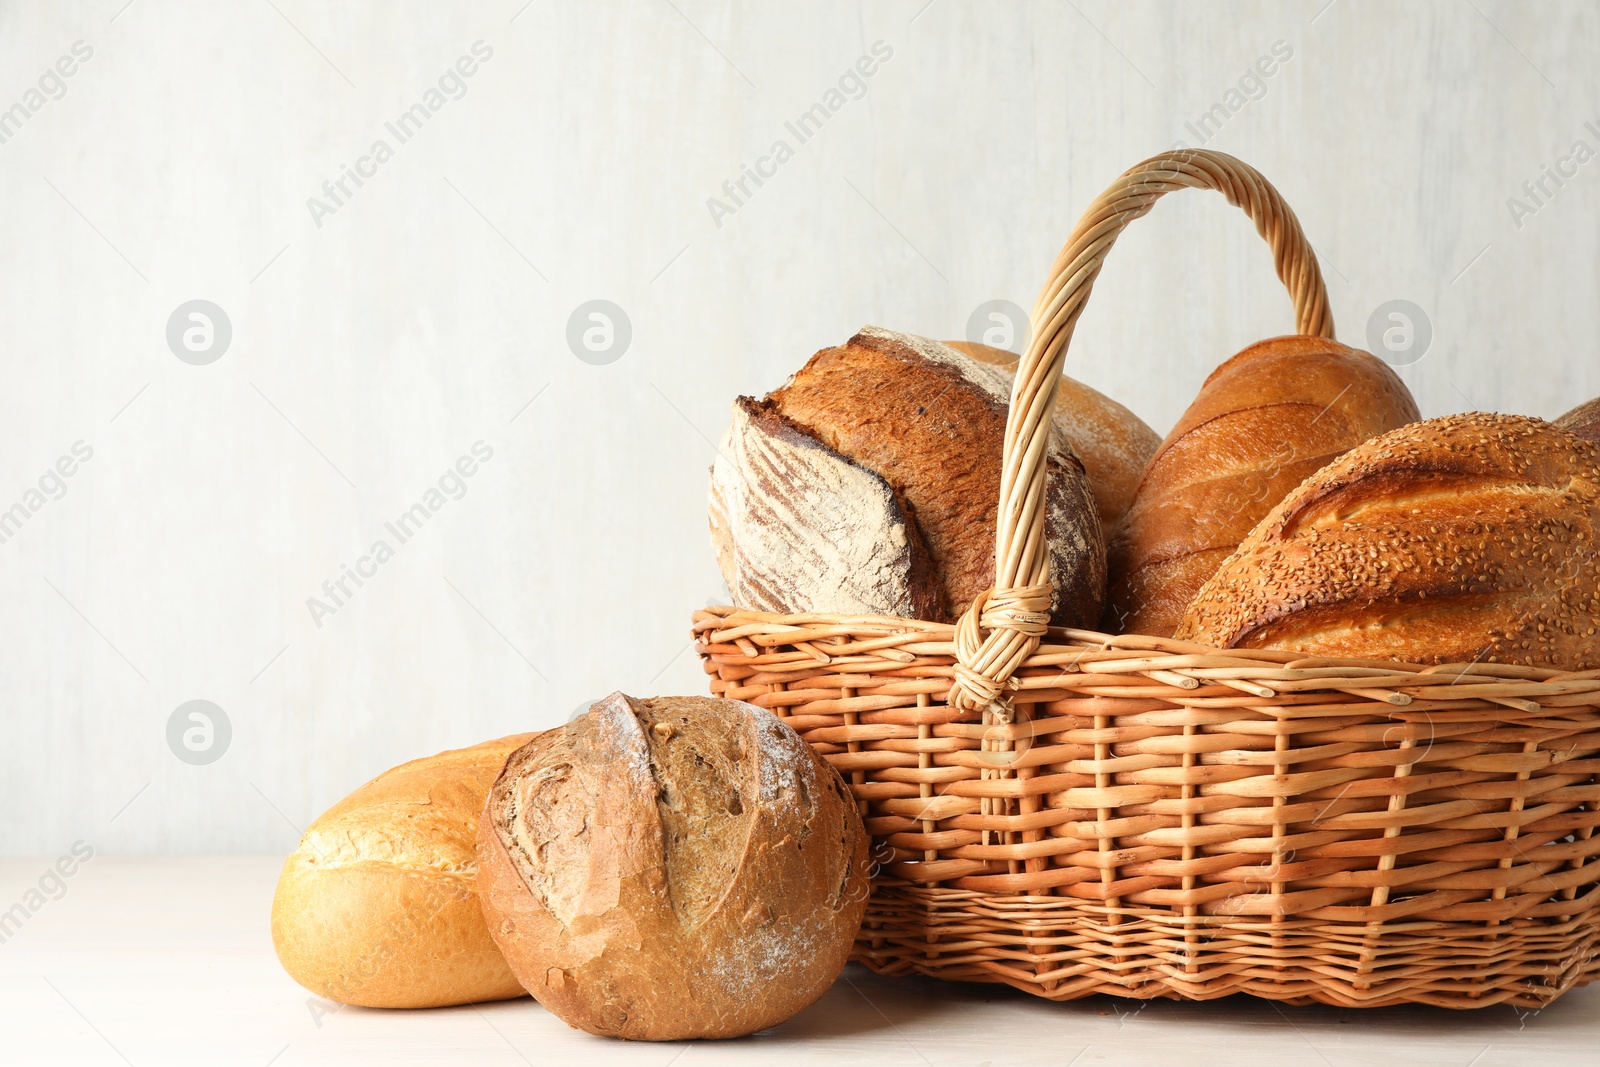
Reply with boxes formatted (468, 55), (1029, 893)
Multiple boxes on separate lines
(476, 693), (869, 1041)
(271, 734), (536, 1008)
(708, 325), (1104, 626)
(1106, 335), (1419, 637)
(1175, 412), (1600, 669)
(944, 340), (1161, 532)
(1555, 396), (1600, 445)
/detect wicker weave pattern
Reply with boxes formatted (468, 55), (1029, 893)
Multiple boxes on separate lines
(694, 614), (1600, 1006)
(860, 889), (1600, 1008)
(694, 150), (1600, 1007)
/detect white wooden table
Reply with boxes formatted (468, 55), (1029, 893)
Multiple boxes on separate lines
(2, 857), (1595, 1066)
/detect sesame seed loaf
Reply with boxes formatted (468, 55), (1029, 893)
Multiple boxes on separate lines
(1175, 412), (1600, 670)
(1106, 335), (1420, 637)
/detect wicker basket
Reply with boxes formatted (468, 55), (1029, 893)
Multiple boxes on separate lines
(693, 149), (1600, 1009)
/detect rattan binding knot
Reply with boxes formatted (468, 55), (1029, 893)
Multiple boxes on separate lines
(949, 583), (1052, 722)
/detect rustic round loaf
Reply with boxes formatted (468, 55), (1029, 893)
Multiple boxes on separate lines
(271, 734), (536, 1009)
(944, 340), (1160, 533)
(1555, 396), (1600, 445)
(708, 325), (1104, 627)
(1106, 335), (1419, 637)
(476, 693), (870, 1040)
(1175, 412), (1600, 670)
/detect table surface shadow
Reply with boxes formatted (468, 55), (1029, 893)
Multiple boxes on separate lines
(0, 856), (1593, 1067)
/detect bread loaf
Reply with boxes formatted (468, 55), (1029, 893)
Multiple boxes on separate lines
(271, 734), (535, 1008)
(1106, 335), (1419, 636)
(709, 326), (1104, 626)
(1555, 396), (1600, 445)
(476, 693), (869, 1040)
(944, 340), (1161, 531)
(1175, 413), (1600, 670)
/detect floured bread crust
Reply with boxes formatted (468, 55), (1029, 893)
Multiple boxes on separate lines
(709, 326), (1104, 627)
(709, 397), (940, 619)
(476, 693), (870, 1040)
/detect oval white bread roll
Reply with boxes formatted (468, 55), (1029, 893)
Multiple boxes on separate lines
(271, 733), (535, 1008)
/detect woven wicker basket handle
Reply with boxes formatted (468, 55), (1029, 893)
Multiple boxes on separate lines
(947, 149), (1335, 718)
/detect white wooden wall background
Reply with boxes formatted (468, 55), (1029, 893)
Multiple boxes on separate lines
(1, 0), (1595, 855)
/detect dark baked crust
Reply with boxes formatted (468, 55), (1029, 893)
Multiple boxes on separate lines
(1175, 413), (1600, 670)
(762, 328), (1104, 626)
(773, 337), (997, 620)
(1555, 396), (1600, 446)
(1106, 335), (1419, 636)
(945, 339), (1161, 532)
(476, 694), (869, 1040)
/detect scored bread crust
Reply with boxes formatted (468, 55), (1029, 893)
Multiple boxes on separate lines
(708, 395), (943, 620)
(1175, 412), (1600, 669)
(944, 340), (1161, 532)
(1106, 335), (1420, 637)
(270, 734), (536, 1009)
(709, 326), (1105, 627)
(476, 693), (870, 1041)
(1555, 396), (1600, 446)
